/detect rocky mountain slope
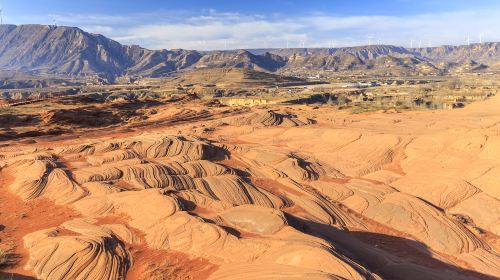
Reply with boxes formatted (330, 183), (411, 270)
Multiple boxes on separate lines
(411, 43), (500, 64)
(192, 50), (286, 72)
(251, 45), (414, 60)
(0, 24), (499, 81)
(252, 43), (500, 65)
(0, 25), (200, 80)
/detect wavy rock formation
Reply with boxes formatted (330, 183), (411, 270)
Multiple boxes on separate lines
(2, 93), (500, 280)
(229, 110), (313, 127)
(220, 205), (287, 235)
(23, 219), (132, 280)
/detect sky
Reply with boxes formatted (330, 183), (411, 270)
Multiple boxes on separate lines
(0, 0), (499, 50)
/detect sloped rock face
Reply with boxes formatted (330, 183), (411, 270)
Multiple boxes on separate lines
(23, 219), (132, 280)
(0, 134), (380, 279)
(220, 205), (288, 235)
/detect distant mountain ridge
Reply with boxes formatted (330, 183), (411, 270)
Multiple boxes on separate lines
(0, 24), (201, 80)
(249, 43), (500, 65)
(0, 24), (499, 81)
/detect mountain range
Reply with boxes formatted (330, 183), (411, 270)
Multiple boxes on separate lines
(0, 24), (499, 81)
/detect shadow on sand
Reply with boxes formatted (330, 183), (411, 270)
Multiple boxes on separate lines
(286, 214), (498, 280)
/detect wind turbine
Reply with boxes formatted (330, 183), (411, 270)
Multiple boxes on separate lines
(410, 39), (414, 48)
(479, 33), (483, 44)
(50, 15), (57, 26)
(0, 9), (3, 25)
(467, 34), (470, 46)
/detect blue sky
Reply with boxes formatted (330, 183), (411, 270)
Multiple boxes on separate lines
(1, 0), (499, 50)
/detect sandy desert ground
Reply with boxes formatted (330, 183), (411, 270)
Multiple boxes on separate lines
(1, 91), (500, 280)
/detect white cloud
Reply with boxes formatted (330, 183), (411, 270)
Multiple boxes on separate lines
(50, 14), (130, 25)
(82, 25), (114, 35)
(11, 9), (500, 50)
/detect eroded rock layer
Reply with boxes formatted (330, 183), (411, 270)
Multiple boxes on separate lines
(2, 96), (500, 280)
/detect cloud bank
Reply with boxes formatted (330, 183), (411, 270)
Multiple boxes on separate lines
(16, 9), (500, 50)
